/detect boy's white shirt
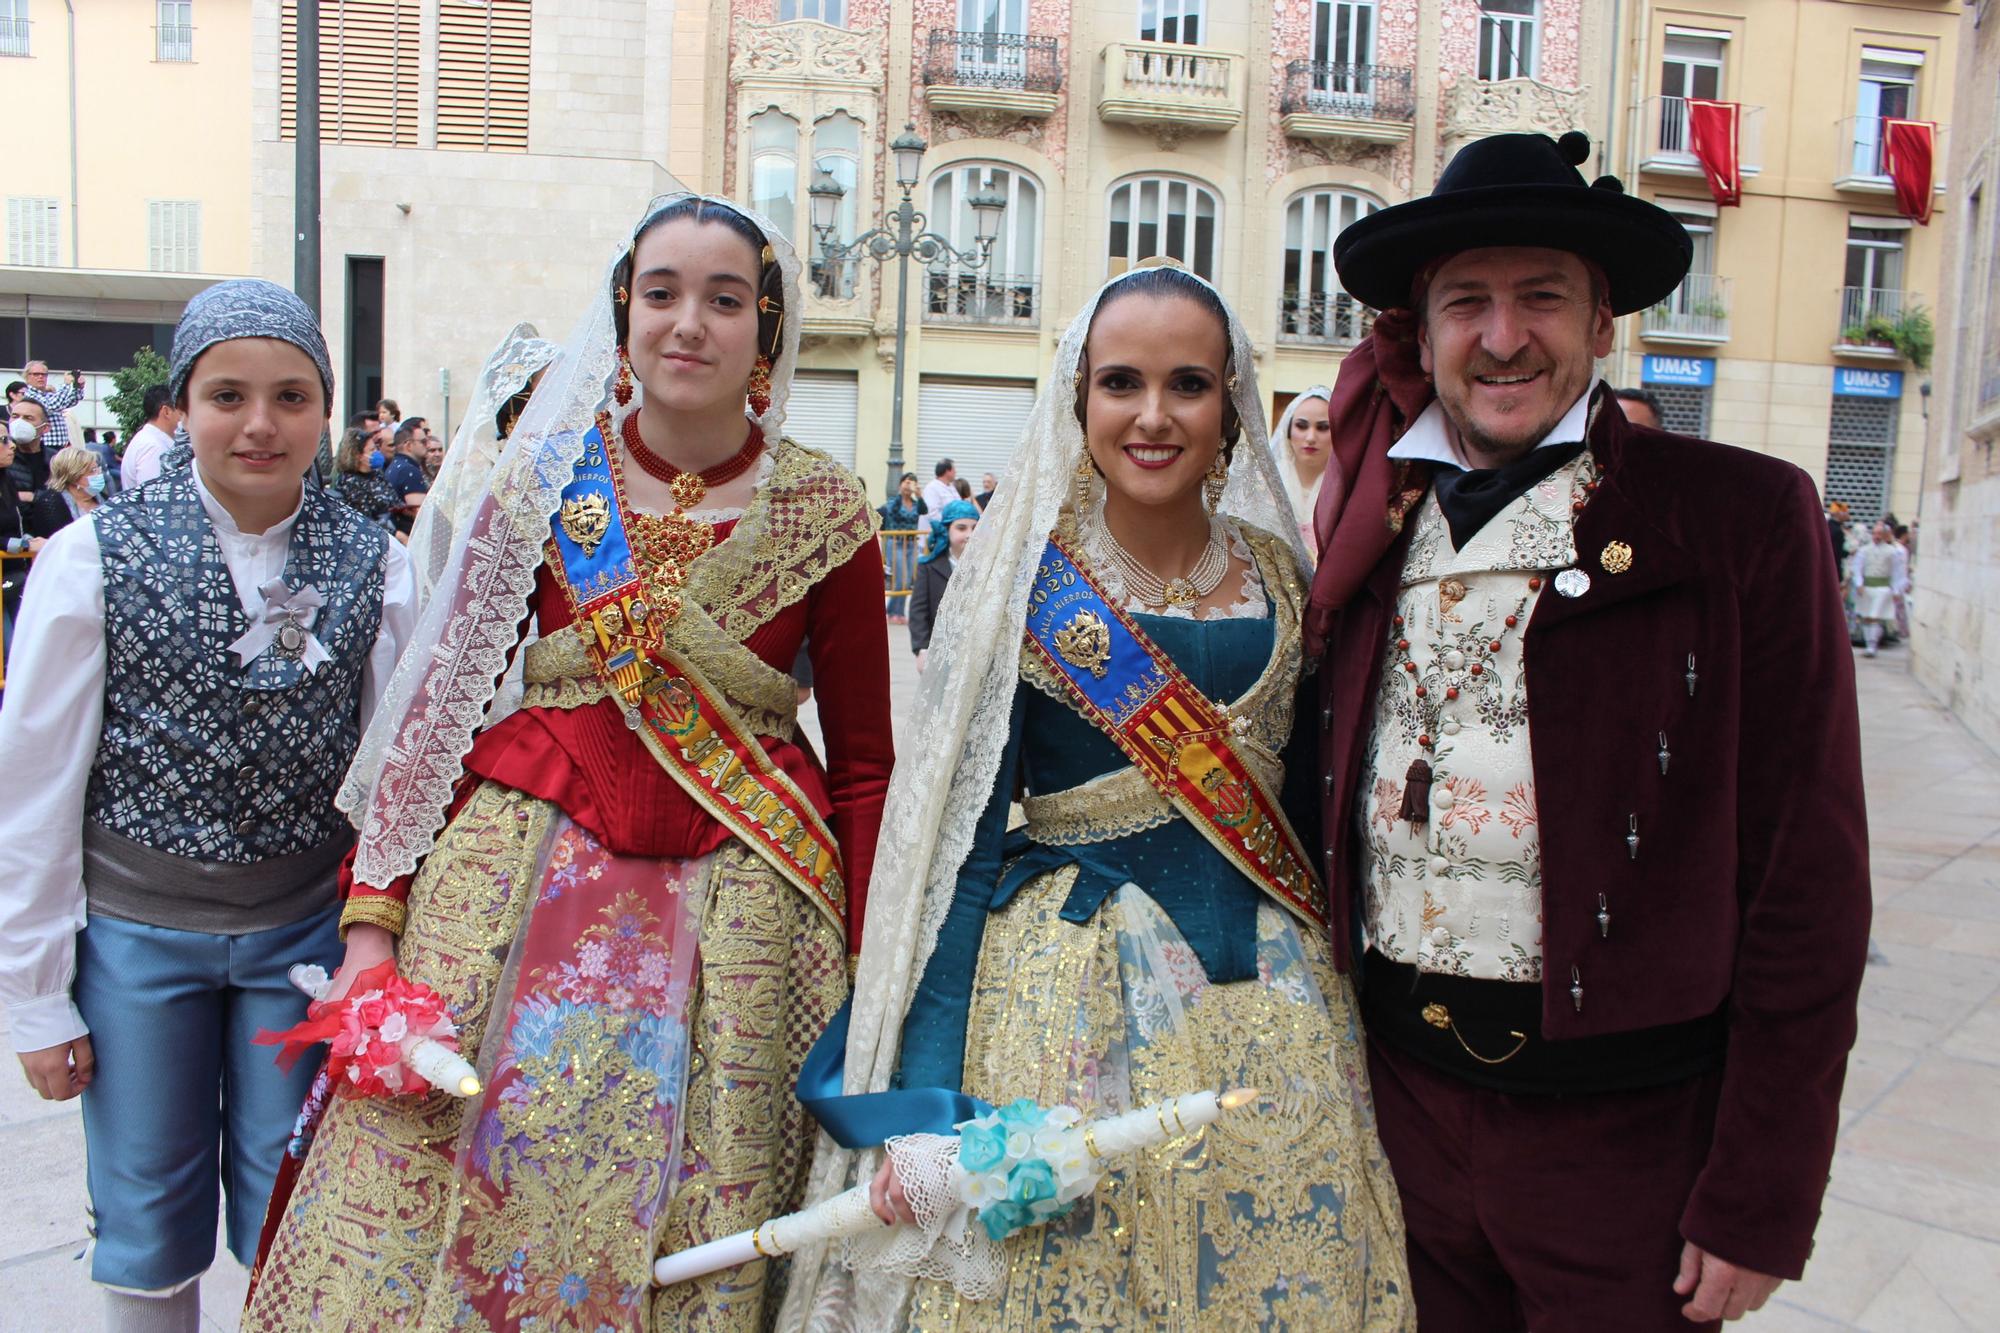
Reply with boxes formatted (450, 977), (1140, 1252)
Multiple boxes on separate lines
(0, 464), (416, 1053)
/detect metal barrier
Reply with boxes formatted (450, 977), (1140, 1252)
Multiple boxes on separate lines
(881, 528), (921, 601)
(0, 549), (29, 691)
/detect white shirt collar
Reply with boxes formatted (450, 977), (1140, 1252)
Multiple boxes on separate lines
(1388, 387), (1595, 469)
(191, 461), (305, 542)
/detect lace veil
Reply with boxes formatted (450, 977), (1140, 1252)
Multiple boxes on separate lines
(336, 191), (806, 888)
(780, 265), (1305, 1330)
(409, 322), (560, 603)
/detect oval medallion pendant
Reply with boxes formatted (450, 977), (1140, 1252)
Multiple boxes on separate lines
(1553, 568), (1591, 599)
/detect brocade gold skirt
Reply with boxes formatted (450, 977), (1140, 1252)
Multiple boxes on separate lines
(905, 868), (1414, 1332)
(243, 781), (848, 1332)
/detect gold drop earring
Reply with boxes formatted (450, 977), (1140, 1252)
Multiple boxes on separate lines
(1203, 451), (1229, 512)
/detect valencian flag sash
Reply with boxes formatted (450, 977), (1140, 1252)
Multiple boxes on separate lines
(1022, 534), (1328, 931)
(543, 424), (846, 937)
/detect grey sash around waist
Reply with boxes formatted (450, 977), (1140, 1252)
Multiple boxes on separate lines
(82, 821), (349, 934)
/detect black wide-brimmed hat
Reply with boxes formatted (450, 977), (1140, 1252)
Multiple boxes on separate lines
(1334, 130), (1692, 316)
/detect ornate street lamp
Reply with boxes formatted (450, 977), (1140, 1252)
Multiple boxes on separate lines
(808, 126), (1006, 494)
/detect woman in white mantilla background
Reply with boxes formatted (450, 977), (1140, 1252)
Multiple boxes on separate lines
(1273, 383), (1337, 563)
(782, 262), (1412, 1331)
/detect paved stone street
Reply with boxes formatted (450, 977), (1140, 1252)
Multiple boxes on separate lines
(1, 633), (1994, 1330)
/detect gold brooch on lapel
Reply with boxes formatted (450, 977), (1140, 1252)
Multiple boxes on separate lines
(1600, 541), (1633, 575)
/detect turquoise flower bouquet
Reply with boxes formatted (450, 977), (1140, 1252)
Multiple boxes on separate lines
(952, 1098), (1100, 1241)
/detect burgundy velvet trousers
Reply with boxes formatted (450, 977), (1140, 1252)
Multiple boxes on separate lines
(1367, 1038), (1725, 1333)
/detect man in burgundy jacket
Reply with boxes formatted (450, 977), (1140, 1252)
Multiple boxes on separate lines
(1310, 130), (1871, 1330)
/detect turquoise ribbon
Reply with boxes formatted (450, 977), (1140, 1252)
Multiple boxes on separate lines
(798, 1001), (991, 1148)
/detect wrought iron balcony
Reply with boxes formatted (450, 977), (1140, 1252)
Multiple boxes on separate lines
(1279, 291), (1377, 348)
(1097, 42), (1244, 135)
(1835, 286), (1923, 361)
(1636, 97), (1763, 177)
(925, 271), (1041, 328)
(923, 30), (1063, 121)
(156, 23), (195, 63)
(1640, 273), (1730, 345)
(1279, 61), (1416, 146)
(1834, 116), (1948, 192)
(0, 17), (30, 57)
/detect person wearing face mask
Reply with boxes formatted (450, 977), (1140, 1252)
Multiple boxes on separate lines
(907, 498), (979, 673)
(0, 426), (47, 651)
(7, 396), (52, 499)
(121, 384), (185, 491)
(29, 445), (107, 538)
(1272, 385), (1336, 563)
(330, 425), (399, 532)
(0, 279), (417, 1333)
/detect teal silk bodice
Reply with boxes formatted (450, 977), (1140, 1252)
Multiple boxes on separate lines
(897, 610), (1320, 1095)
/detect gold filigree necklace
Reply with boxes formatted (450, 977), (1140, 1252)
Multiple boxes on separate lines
(1082, 505), (1229, 610)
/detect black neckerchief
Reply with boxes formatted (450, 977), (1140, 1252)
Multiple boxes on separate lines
(1429, 441), (1585, 549)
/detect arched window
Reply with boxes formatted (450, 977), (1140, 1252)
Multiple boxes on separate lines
(811, 112), (862, 297)
(748, 110), (799, 244)
(1106, 175), (1219, 280)
(1280, 187), (1381, 345)
(926, 163), (1043, 326)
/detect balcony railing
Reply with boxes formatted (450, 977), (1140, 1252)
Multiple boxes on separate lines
(1636, 96), (1764, 176)
(1836, 116), (1948, 190)
(1836, 285), (1922, 357)
(925, 271), (1041, 328)
(0, 17), (30, 57)
(1279, 291), (1377, 348)
(1279, 61), (1416, 121)
(1098, 41), (1244, 133)
(1641, 273), (1731, 344)
(1280, 61), (1415, 120)
(156, 23), (194, 62)
(922, 30), (1062, 94)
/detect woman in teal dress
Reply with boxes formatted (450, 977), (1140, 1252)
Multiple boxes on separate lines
(780, 264), (1412, 1331)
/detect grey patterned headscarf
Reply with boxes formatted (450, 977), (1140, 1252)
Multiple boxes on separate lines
(169, 278), (335, 406)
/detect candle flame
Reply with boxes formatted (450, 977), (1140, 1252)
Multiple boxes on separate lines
(1217, 1087), (1259, 1110)
(459, 1076), (483, 1097)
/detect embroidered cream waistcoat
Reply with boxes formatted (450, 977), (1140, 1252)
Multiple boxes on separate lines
(1357, 449), (1594, 983)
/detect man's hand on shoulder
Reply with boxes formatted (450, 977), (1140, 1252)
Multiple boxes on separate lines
(1675, 1241), (1783, 1322)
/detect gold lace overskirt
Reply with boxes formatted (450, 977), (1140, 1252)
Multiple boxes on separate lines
(244, 781), (848, 1332)
(906, 871), (1414, 1332)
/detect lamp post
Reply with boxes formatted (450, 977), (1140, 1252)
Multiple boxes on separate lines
(809, 125), (1007, 496)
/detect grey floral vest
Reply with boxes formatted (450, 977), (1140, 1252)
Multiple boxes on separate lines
(86, 470), (387, 863)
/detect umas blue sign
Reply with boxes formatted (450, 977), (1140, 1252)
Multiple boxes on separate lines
(1641, 355), (1715, 387)
(1833, 368), (1904, 399)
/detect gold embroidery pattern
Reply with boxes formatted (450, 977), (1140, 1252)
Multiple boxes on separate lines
(910, 873), (1412, 1331)
(338, 894), (408, 938)
(244, 794), (848, 1333)
(684, 438), (878, 643)
(1022, 768), (1177, 846)
(653, 844), (849, 1331)
(245, 782), (554, 1332)
(1052, 610), (1112, 679)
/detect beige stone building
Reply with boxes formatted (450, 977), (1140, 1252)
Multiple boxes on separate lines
(2, 0), (258, 431)
(705, 0), (1613, 494)
(1602, 0), (1964, 526)
(1912, 0), (2000, 750)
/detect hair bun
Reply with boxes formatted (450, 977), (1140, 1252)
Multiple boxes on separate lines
(1557, 130), (1591, 166)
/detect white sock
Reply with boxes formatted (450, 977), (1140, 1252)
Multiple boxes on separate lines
(1865, 622), (1883, 652)
(102, 1283), (200, 1333)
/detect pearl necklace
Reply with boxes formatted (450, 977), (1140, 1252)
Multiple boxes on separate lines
(1083, 506), (1230, 610)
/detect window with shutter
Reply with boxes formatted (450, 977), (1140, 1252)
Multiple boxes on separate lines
(438, 0), (530, 152)
(148, 201), (203, 272)
(279, 0), (420, 148)
(6, 196), (59, 266)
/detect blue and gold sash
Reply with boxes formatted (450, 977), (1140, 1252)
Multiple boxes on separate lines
(1022, 534), (1327, 931)
(543, 425), (846, 937)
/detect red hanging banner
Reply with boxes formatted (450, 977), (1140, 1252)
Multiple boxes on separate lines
(1884, 119), (1936, 225)
(1687, 99), (1742, 207)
